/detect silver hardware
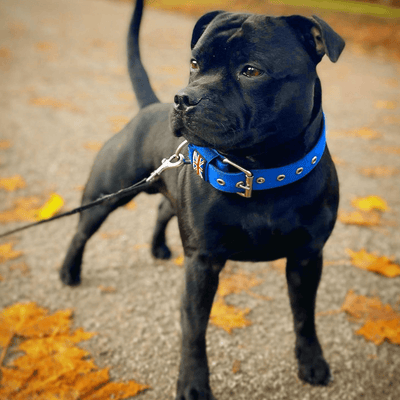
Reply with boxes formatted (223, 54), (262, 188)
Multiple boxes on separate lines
(296, 167), (304, 175)
(146, 140), (188, 182)
(216, 178), (226, 186)
(222, 157), (253, 198)
(256, 177), (265, 184)
(277, 174), (285, 181)
(311, 156), (317, 164)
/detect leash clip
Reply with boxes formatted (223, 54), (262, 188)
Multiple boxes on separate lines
(146, 140), (188, 182)
(222, 157), (254, 198)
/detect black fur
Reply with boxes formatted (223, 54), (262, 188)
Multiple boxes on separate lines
(60, 1), (344, 399)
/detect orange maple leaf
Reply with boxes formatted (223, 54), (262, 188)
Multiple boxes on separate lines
(342, 290), (400, 346)
(338, 210), (381, 226)
(359, 166), (399, 178)
(0, 175), (26, 191)
(217, 270), (263, 298)
(210, 298), (252, 334)
(0, 242), (23, 264)
(84, 141), (104, 151)
(347, 248), (400, 278)
(0, 193), (64, 223)
(0, 302), (149, 400)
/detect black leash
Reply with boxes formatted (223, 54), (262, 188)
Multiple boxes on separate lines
(0, 140), (188, 239)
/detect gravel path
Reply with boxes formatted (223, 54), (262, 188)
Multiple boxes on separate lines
(1, 0), (399, 399)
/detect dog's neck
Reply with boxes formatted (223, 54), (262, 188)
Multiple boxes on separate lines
(219, 79), (324, 170)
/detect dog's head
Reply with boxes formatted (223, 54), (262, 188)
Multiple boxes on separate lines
(170, 11), (344, 154)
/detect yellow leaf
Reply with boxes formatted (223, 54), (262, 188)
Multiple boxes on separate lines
(371, 145), (400, 155)
(342, 290), (400, 346)
(359, 166), (399, 177)
(375, 100), (397, 109)
(0, 242), (22, 264)
(351, 195), (389, 212)
(98, 285), (117, 293)
(210, 298), (252, 334)
(108, 115), (130, 133)
(0, 175), (26, 191)
(0, 140), (12, 150)
(217, 270), (262, 298)
(85, 381), (150, 400)
(35, 193), (64, 220)
(338, 210), (381, 226)
(124, 200), (136, 210)
(0, 194), (63, 223)
(84, 141), (103, 151)
(173, 254), (184, 267)
(29, 97), (81, 113)
(347, 249), (400, 278)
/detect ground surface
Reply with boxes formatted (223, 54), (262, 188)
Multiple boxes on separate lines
(0, 0), (400, 399)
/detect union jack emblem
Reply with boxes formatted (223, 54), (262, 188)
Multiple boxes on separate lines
(192, 150), (205, 179)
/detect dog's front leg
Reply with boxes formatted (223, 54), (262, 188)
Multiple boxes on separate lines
(286, 252), (331, 386)
(176, 254), (224, 400)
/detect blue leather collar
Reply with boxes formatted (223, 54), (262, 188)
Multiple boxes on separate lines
(188, 114), (327, 198)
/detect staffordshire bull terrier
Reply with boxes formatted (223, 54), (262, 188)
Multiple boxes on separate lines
(60, 0), (345, 398)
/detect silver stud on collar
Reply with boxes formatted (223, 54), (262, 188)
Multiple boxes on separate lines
(312, 156), (318, 164)
(296, 167), (304, 175)
(277, 174), (285, 182)
(256, 177), (265, 184)
(216, 178), (225, 186)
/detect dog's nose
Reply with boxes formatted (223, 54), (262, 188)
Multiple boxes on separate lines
(174, 90), (201, 111)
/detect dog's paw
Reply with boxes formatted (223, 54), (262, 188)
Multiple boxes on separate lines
(176, 386), (215, 400)
(151, 243), (172, 260)
(59, 268), (81, 286)
(298, 356), (331, 386)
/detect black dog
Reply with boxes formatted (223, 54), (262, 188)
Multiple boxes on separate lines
(60, 0), (344, 398)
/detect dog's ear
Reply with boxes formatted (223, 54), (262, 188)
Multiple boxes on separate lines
(286, 15), (345, 63)
(191, 11), (224, 49)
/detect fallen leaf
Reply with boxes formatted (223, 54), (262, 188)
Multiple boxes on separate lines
(84, 141), (103, 151)
(173, 254), (184, 267)
(371, 145), (400, 155)
(0, 302), (149, 399)
(351, 195), (389, 212)
(359, 166), (399, 177)
(347, 248), (400, 278)
(9, 262), (30, 275)
(124, 200), (136, 210)
(210, 298), (252, 334)
(117, 92), (135, 101)
(232, 359), (241, 374)
(100, 230), (123, 239)
(0, 193), (64, 223)
(35, 193), (64, 220)
(375, 100), (397, 109)
(217, 270), (263, 298)
(338, 210), (381, 226)
(0, 242), (23, 264)
(29, 97), (81, 113)
(331, 156), (346, 166)
(0, 175), (26, 191)
(349, 127), (382, 140)
(98, 285), (117, 293)
(342, 290), (400, 345)
(108, 116), (130, 133)
(269, 258), (286, 274)
(0, 140), (12, 150)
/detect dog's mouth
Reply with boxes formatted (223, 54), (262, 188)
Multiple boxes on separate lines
(170, 106), (246, 151)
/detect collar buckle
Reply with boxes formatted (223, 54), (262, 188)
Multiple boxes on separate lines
(222, 157), (254, 198)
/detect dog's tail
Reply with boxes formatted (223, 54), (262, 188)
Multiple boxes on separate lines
(127, 0), (160, 108)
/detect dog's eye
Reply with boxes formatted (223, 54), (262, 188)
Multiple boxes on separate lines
(242, 66), (262, 78)
(190, 60), (199, 71)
